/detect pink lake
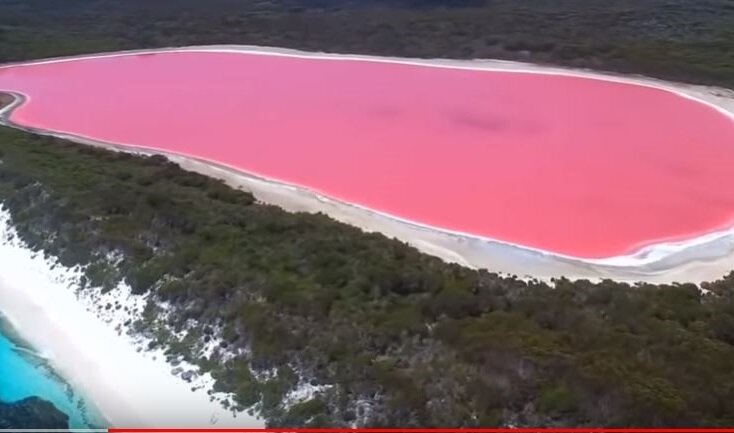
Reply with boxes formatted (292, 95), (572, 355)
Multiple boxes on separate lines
(1, 50), (733, 258)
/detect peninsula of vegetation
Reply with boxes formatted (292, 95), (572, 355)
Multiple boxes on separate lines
(1, 0), (734, 428)
(0, 397), (68, 429)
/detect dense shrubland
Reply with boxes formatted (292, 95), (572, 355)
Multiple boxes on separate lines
(0, 0), (733, 88)
(2, 128), (734, 426)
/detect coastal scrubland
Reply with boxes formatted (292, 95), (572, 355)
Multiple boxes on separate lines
(0, 94), (13, 111)
(0, 0), (733, 88)
(2, 128), (734, 426)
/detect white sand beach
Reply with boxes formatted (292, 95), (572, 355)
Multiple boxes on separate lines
(0, 207), (264, 427)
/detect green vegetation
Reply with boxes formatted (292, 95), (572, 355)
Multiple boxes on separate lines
(0, 94), (12, 110)
(2, 128), (734, 426)
(0, 397), (68, 429)
(0, 0), (733, 88)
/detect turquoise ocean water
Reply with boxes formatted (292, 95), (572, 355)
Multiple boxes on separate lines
(0, 320), (106, 429)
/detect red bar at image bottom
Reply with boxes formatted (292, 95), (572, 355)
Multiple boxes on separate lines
(105, 428), (734, 433)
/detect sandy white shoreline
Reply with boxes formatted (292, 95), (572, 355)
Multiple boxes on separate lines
(1, 44), (734, 283)
(0, 207), (264, 427)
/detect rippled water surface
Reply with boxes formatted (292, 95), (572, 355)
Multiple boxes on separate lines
(0, 321), (104, 428)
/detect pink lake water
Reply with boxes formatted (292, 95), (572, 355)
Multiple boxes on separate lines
(1, 50), (733, 258)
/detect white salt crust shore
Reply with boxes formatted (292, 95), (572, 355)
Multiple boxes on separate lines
(0, 207), (264, 428)
(2, 44), (734, 283)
